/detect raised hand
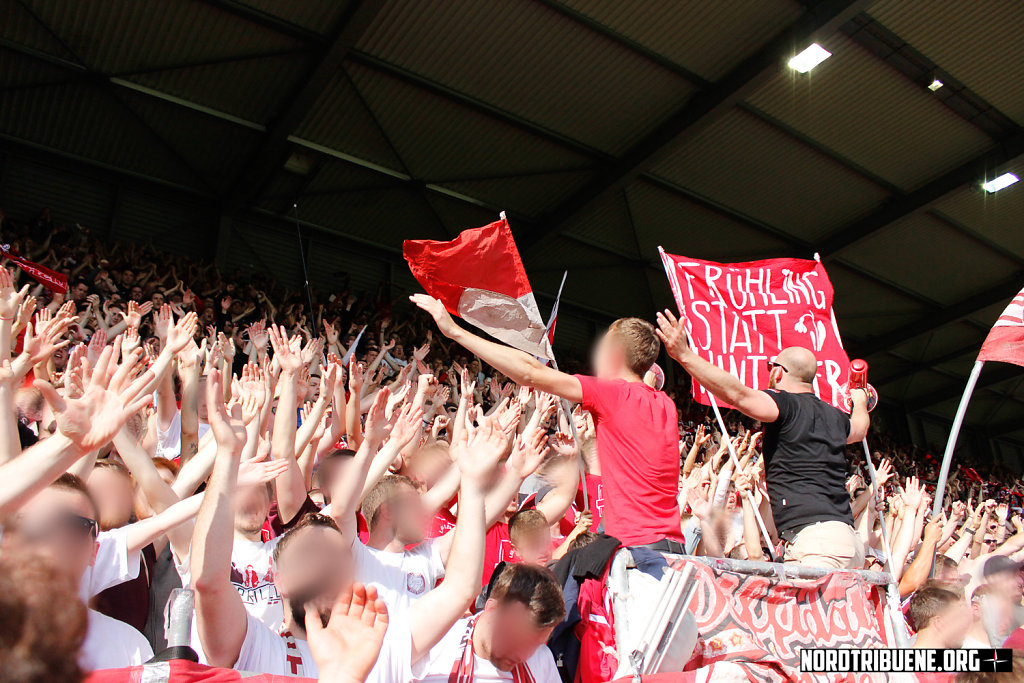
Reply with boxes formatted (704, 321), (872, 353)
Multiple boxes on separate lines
(874, 458), (895, 488)
(507, 425), (548, 479)
(363, 389), (392, 445)
(205, 368), (245, 452)
(348, 358), (365, 392)
(300, 337), (323, 366)
(269, 324), (303, 373)
(35, 340), (154, 451)
(409, 294), (458, 337)
(0, 267), (29, 319)
(237, 450), (289, 488)
(458, 416), (515, 484)
(125, 300), (153, 329)
(153, 303), (173, 343)
(165, 311), (198, 355)
(548, 430), (578, 458)
(247, 320), (269, 352)
(322, 320), (339, 346)
(12, 295), (36, 336)
(654, 309), (691, 361)
(121, 324), (141, 356)
(304, 583), (389, 683)
(390, 403), (425, 449)
(412, 342), (430, 362)
(459, 367), (475, 399)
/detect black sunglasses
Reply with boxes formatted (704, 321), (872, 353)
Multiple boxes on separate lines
(767, 360), (789, 373)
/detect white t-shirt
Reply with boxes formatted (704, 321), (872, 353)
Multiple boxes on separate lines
(155, 409), (211, 460)
(234, 611), (411, 682)
(410, 617), (560, 682)
(353, 538), (445, 614)
(177, 536), (284, 632)
(80, 609), (153, 671)
(80, 527), (142, 601)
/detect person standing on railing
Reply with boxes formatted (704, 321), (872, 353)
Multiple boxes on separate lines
(656, 310), (870, 569)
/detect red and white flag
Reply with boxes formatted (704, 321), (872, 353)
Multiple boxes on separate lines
(660, 248), (849, 409)
(404, 218), (552, 359)
(0, 243), (67, 294)
(977, 286), (1024, 367)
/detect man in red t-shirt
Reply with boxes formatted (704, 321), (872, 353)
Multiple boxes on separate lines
(412, 295), (684, 562)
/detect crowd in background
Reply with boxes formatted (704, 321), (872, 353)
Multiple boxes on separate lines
(2, 207), (1024, 682)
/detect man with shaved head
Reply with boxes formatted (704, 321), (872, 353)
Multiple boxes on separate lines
(657, 311), (870, 569)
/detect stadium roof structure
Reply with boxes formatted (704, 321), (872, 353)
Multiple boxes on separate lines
(1, 0), (1024, 446)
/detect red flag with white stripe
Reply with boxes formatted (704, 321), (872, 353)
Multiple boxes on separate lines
(403, 218), (552, 359)
(978, 286), (1024, 367)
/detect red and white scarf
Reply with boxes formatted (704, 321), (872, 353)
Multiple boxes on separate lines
(280, 628), (305, 677)
(448, 616), (534, 683)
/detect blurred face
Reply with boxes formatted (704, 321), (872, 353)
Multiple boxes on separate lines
(936, 600), (972, 647)
(512, 527), (553, 566)
(88, 468), (135, 531)
(8, 488), (98, 583)
(973, 594), (1014, 638)
(591, 332), (625, 380)
(151, 292), (165, 306)
(483, 601), (555, 671)
(383, 484), (430, 545)
(275, 526), (353, 622)
(71, 283), (88, 300)
(234, 484), (272, 536)
(985, 570), (1024, 603)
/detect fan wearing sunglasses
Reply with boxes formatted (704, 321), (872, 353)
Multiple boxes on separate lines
(656, 310), (871, 571)
(3, 473), (153, 670)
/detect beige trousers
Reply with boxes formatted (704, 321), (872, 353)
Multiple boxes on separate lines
(784, 520), (865, 570)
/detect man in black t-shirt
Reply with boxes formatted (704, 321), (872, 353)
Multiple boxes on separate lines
(656, 310), (870, 569)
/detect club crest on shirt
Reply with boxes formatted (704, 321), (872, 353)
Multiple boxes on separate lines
(406, 572), (427, 595)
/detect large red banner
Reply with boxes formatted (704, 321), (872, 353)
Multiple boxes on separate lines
(660, 251), (849, 410)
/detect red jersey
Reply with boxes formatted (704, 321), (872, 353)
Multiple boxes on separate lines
(483, 522), (517, 585)
(574, 375), (683, 545)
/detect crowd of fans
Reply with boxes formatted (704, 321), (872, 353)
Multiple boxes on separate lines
(1, 209), (1023, 682)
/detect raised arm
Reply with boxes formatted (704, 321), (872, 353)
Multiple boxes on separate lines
(0, 343), (153, 513)
(190, 368), (249, 669)
(408, 419), (496, 662)
(329, 389), (390, 543)
(411, 294), (582, 403)
(655, 310), (779, 422)
(268, 325), (309, 523)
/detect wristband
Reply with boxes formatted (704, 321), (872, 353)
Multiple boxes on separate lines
(964, 527), (977, 536)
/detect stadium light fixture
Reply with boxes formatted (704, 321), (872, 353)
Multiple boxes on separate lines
(927, 78), (944, 92)
(788, 44), (832, 73)
(981, 172), (1019, 193)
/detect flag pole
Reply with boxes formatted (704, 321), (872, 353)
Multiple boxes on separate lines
(501, 211), (589, 510)
(931, 360), (985, 517)
(658, 247), (776, 558)
(705, 393), (777, 560)
(859, 437), (911, 647)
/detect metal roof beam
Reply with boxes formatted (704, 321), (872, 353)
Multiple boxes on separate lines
(225, 0), (386, 206)
(529, 0), (713, 87)
(855, 272), (1024, 358)
(906, 364), (1023, 413)
(516, 0), (873, 252)
(816, 133), (1024, 258)
(198, 0), (326, 45)
(875, 341), (984, 387)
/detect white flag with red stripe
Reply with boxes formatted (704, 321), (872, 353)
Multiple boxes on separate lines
(978, 285), (1024, 367)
